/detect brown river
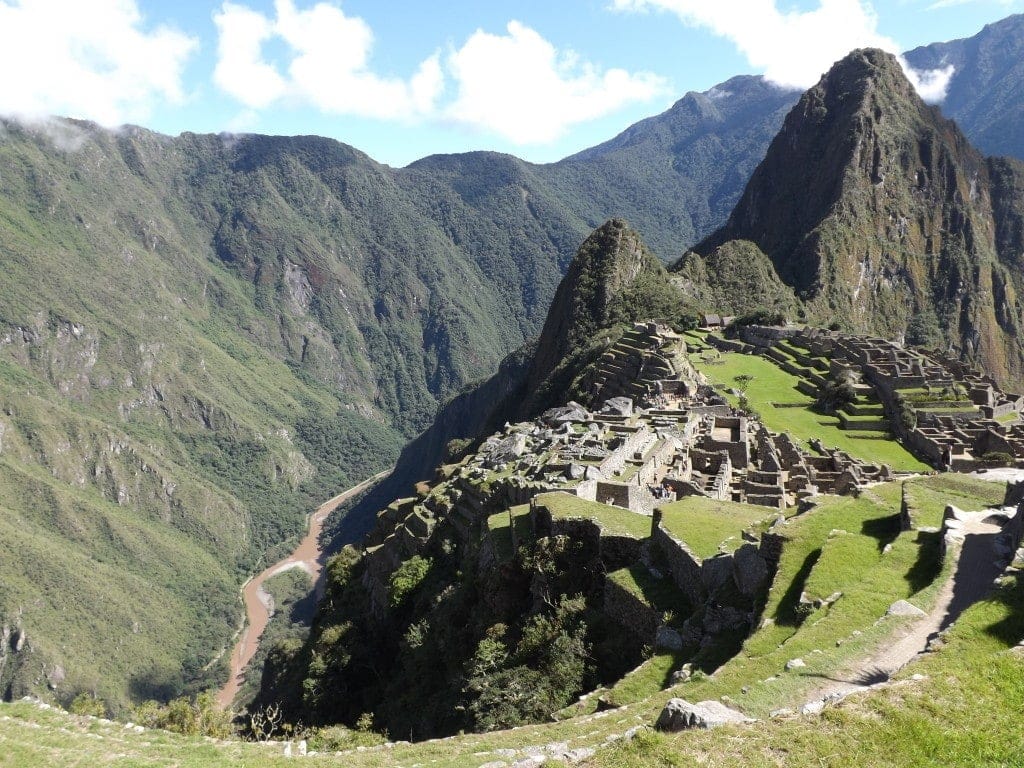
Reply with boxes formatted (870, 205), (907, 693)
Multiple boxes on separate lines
(216, 470), (390, 709)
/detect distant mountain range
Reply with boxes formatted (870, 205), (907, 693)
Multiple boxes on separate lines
(2, 14), (1024, 711)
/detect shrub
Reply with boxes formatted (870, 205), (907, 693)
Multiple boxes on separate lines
(68, 692), (106, 718)
(308, 724), (385, 751)
(671, 312), (701, 333)
(818, 369), (859, 412)
(130, 692), (233, 738)
(725, 310), (786, 337)
(388, 555), (432, 608)
(893, 393), (917, 431)
(444, 438), (474, 462)
(981, 452), (1014, 468)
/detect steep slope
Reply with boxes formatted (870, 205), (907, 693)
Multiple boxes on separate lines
(680, 48), (1024, 386)
(253, 223), (689, 739)
(540, 76), (801, 259)
(0, 122), (412, 709)
(905, 13), (1024, 161)
(523, 219), (683, 412)
(339, 221), (683, 543)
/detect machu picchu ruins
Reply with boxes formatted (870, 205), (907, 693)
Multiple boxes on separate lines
(349, 315), (1024, 730)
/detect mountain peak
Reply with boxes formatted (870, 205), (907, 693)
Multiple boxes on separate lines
(683, 44), (1024, 386)
(523, 219), (681, 412)
(692, 46), (946, 291)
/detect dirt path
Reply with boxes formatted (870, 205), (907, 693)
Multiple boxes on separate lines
(215, 470), (390, 710)
(798, 509), (1009, 710)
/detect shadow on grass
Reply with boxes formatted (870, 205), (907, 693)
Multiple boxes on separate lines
(905, 529), (943, 593)
(657, 650), (692, 690)
(861, 513), (902, 551)
(774, 548), (822, 627)
(985, 570), (1024, 646)
(800, 667), (890, 686)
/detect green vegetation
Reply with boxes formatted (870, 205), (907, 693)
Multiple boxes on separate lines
(131, 692), (233, 739)
(607, 565), (690, 617)
(674, 240), (797, 317)
(693, 350), (929, 471)
(594, 554), (1024, 767)
(538, 492), (654, 539)
(627, 479), (996, 718)
(388, 556), (433, 608)
(901, 475), (1006, 528)
(657, 497), (774, 559)
(1, 472), (1016, 767)
(525, 220), (684, 413)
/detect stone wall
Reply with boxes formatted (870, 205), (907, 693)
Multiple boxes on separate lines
(738, 325), (798, 348)
(651, 514), (704, 604)
(595, 481), (655, 514)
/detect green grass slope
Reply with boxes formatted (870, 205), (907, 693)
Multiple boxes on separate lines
(0, 476), (1017, 767)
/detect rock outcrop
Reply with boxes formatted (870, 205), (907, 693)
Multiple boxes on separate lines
(655, 698), (754, 731)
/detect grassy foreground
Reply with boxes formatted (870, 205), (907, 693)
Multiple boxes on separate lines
(1, 477), (1017, 767)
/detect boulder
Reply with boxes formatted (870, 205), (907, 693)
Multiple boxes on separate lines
(887, 600), (927, 617)
(655, 698), (753, 731)
(602, 397), (634, 417)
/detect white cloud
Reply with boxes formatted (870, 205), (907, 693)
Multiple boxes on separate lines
(213, 0), (442, 120)
(214, 3), (288, 109)
(910, 63), (955, 101)
(613, 0), (955, 102)
(445, 21), (668, 144)
(213, 4), (666, 144)
(0, 0), (196, 125)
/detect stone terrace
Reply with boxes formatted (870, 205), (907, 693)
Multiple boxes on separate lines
(734, 324), (1024, 470)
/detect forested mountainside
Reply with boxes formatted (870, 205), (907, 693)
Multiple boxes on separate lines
(680, 48), (1024, 387)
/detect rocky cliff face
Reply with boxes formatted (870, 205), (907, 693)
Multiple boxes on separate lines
(683, 48), (1024, 387)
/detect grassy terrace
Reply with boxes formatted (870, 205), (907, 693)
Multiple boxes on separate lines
(607, 564), (690, 615)
(901, 474), (1006, 529)
(624, 477), (1002, 720)
(692, 350), (930, 471)
(595, 544), (1024, 767)
(486, 503), (533, 560)
(657, 496), (775, 559)
(6, 556), (1022, 767)
(536, 492), (653, 539)
(0, 477), (1018, 767)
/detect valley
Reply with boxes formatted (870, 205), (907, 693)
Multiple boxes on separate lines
(216, 469), (390, 711)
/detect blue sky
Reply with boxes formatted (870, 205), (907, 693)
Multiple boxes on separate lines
(0, 0), (1020, 166)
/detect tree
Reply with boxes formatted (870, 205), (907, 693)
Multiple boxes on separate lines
(733, 374), (754, 393)
(818, 369), (858, 412)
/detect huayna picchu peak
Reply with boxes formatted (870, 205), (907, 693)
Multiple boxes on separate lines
(678, 47), (1024, 389)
